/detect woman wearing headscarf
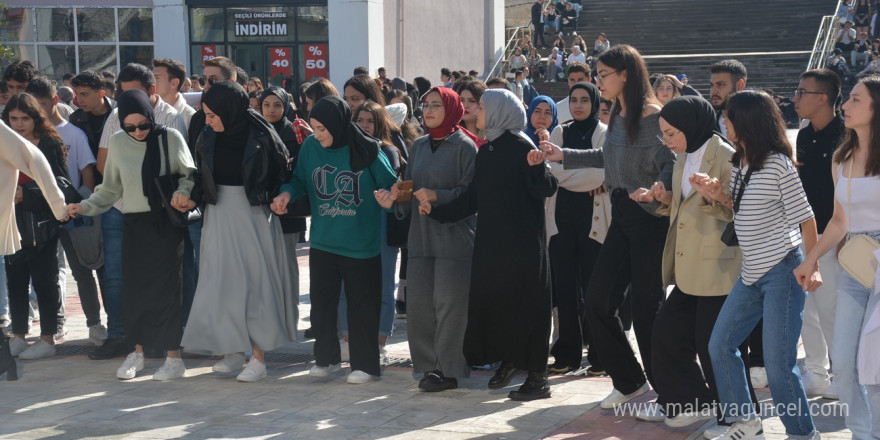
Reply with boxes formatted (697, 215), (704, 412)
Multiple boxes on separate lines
(272, 96), (397, 384)
(525, 96), (558, 146)
(373, 86), (478, 392)
(69, 89), (196, 381)
(628, 96), (755, 428)
(544, 82), (609, 374)
(417, 88), (558, 401)
(181, 82), (295, 383)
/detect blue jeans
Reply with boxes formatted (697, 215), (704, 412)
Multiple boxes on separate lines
(709, 248), (815, 437)
(102, 208), (125, 340)
(181, 219), (203, 326)
(832, 230), (880, 439)
(0, 256), (7, 316)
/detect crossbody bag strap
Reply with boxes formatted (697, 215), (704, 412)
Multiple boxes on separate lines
(161, 129), (171, 176)
(732, 167), (753, 214)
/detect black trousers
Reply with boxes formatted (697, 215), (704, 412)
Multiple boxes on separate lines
(652, 287), (758, 419)
(533, 22), (547, 47)
(584, 190), (668, 394)
(8, 237), (61, 336)
(310, 248), (381, 376)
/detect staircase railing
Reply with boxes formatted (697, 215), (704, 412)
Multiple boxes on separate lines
(486, 21), (532, 80)
(807, 0), (846, 71)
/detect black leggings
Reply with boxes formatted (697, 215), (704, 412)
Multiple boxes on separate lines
(8, 238), (61, 336)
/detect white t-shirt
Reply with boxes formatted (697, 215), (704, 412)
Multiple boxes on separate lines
(568, 52), (587, 65)
(681, 139), (709, 199)
(55, 120), (96, 190)
(838, 28), (857, 44)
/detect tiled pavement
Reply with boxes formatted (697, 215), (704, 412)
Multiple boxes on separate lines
(1, 242), (852, 439)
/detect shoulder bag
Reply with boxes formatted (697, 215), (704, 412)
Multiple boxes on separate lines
(153, 130), (203, 228)
(838, 159), (880, 289)
(720, 167), (753, 246)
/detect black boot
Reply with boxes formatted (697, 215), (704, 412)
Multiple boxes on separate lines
(508, 371), (550, 401)
(0, 337), (19, 381)
(488, 362), (523, 389)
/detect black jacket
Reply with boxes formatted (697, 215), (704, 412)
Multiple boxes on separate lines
(193, 123), (290, 207)
(68, 96), (116, 158)
(531, 2), (543, 23)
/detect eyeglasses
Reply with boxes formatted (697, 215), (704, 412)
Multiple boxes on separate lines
(206, 76), (222, 85)
(420, 103), (444, 112)
(656, 130), (680, 143)
(123, 123), (152, 133)
(794, 88), (824, 98)
(596, 70), (620, 82)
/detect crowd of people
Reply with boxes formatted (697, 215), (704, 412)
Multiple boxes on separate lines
(0, 35), (879, 440)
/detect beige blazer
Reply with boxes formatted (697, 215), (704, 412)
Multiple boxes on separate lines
(657, 135), (741, 296)
(0, 123), (68, 255)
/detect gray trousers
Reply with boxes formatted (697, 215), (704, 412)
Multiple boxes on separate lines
(406, 256), (472, 378)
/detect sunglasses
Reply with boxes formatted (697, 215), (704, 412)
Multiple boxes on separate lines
(122, 123), (152, 133)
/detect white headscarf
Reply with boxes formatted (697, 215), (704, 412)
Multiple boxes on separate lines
(385, 103), (407, 127)
(481, 89), (532, 146)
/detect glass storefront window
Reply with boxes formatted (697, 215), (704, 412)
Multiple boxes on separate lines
(189, 44), (227, 75)
(0, 8), (34, 42)
(191, 8), (224, 42)
(296, 6), (328, 42)
(77, 8), (115, 42)
(118, 9), (153, 42)
(79, 45), (117, 73)
(227, 7), (295, 43)
(36, 45), (76, 78)
(36, 8), (74, 42)
(120, 45), (154, 68)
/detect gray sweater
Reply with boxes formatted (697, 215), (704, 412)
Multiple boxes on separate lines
(396, 130), (478, 261)
(563, 112), (675, 215)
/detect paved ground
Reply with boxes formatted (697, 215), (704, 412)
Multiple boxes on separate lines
(1, 242), (852, 440)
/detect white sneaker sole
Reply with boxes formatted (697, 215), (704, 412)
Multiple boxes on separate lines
(664, 413), (714, 428)
(600, 383), (649, 410)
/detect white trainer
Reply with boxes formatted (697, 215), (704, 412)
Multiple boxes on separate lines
(600, 382), (649, 410)
(822, 379), (839, 400)
(153, 357), (186, 381)
(309, 363), (342, 378)
(665, 410), (715, 428)
(703, 423), (728, 439)
(340, 339), (350, 362)
(749, 367), (769, 389)
(19, 339), (56, 360)
(347, 370), (377, 384)
(116, 352), (144, 380)
(9, 336), (28, 357)
(88, 324), (107, 346)
(802, 371), (831, 397)
(236, 358), (267, 382)
(635, 402), (665, 422)
(212, 353), (247, 373)
(379, 346), (390, 366)
(708, 419), (764, 440)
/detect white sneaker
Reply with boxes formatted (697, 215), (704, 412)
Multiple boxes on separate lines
(600, 382), (650, 409)
(709, 419), (764, 440)
(379, 345), (390, 366)
(802, 371), (831, 397)
(309, 363), (342, 378)
(212, 353), (247, 373)
(54, 326), (67, 344)
(340, 339), (350, 362)
(347, 370), (377, 384)
(749, 367), (769, 389)
(703, 423), (729, 439)
(822, 379), (839, 400)
(9, 336), (28, 357)
(665, 410), (715, 428)
(88, 324), (107, 346)
(236, 358), (267, 382)
(635, 402), (665, 422)
(30, 300), (40, 322)
(19, 339), (56, 360)
(116, 352), (144, 380)
(153, 357), (186, 381)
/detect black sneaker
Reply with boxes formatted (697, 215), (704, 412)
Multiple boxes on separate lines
(395, 300), (406, 319)
(586, 367), (607, 376)
(303, 327), (314, 339)
(418, 370), (458, 392)
(508, 371), (551, 401)
(547, 362), (577, 374)
(89, 338), (134, 360)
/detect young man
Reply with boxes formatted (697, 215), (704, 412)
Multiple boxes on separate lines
(531, 0), (548, 48)
(69, 70), (116, 165)
(188, 56), (237, 145)
(440, 67), (453, 88)
(2, 60), (38, 95)
(793, 69), (845, 400)
(26, 76), (107, 347)
(835, 21), (858, 53)
(377, 67), (391, 87)
(555, 62), (591, 122)
(708, 59), (747, 137)
(508, 70), (525, 103)
(560, 2), (578, 35)
(152, 58), (195, 129)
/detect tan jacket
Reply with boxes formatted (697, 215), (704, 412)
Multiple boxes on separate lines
(657, 135), (741, 296)
(0, 123), (67, 255)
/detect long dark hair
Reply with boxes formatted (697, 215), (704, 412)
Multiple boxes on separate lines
(355, 100), (406, 169)
(834, 76), (880, 176)
(343, 74), (386, 106)
(726, 90), (793, 171)
(598, 44), (659, 140)
(2, 93), (66, 148)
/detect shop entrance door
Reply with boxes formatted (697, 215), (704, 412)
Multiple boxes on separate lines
(230, 44), (264, 87)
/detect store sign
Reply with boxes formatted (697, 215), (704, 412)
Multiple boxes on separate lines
(234, 11), (288, 37)
(201, 45), (216, 67)
(269, 47), (292, 78)
(304, 44), (328, 79)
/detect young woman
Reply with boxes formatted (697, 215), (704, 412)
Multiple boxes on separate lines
(509, 47), (527, 73)
(855, 0), (872, 36)
(527, 48), (544, 82)
(70, 90), (196, 381)
(794, 76), (880, 439)
(541, 44), (675, 410)
(652, 76), (681, 106)
(545, 82), (608, 374)
(373, 87), (478, 391)
(546, 48), (564, 82)
(343, 74), (386, 111)
(272, 96), (397, 384)
(3, 93), (70, 360)
(304, 78), (340, 113)
(454, 80), (487, 140)
(628, 96), (756, 429)
(525, 96), (558, 146)
(247, 77), (263, 94)
(387, 89), (423, 146)
(695, 90), (820, 440)
(572, 35), (587, 54)
(594, 32), (611, 56)
(413, 88), (557, 401)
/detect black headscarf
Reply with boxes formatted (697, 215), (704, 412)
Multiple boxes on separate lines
(201, 81), (252, 149)
(659, 96), (719, 153)
(117, 89), (166, 222)
(259, 86), (291, 134)
(308, 96), (380, 172)
(562, 81), (602, 150)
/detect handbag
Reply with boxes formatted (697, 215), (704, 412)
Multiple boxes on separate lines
(153, 130), (202, 228)
(838, 159), (880, 289)
(720, 167), (752, 247)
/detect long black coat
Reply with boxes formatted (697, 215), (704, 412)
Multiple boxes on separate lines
(430, 131), (557, 372)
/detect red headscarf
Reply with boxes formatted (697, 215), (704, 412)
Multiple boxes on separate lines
(422, 86), (479, 144)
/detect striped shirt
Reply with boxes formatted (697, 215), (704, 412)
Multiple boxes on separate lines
(731, 153), (814, 285)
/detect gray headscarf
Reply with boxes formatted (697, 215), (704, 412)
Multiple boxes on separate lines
(482, 88), (531, 145)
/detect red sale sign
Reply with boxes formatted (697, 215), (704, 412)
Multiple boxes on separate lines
(269, 46), (292, 78)
(201, 45), (216, 67)
(303, 44), (328, 79)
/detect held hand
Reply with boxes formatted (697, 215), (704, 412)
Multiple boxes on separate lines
(171, 193), (193, 212)
(271, 192), (291, 215)
(418, 199), (432, 216)
(389, 181), (401, 200)
(527, 150), (546, 166)
(630, 187), (654, 203)
(589, 183), (607, 197)
(690, 173), (723, 201)
(539, 141), (564, 162)
(651, 182), (672, 206)
(413, 188), (437, 204)
(68, 203), (83, 217)
(14, 186), (22, 204)
(373, 189), (395, 209)
(793, 261), (823, 292)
